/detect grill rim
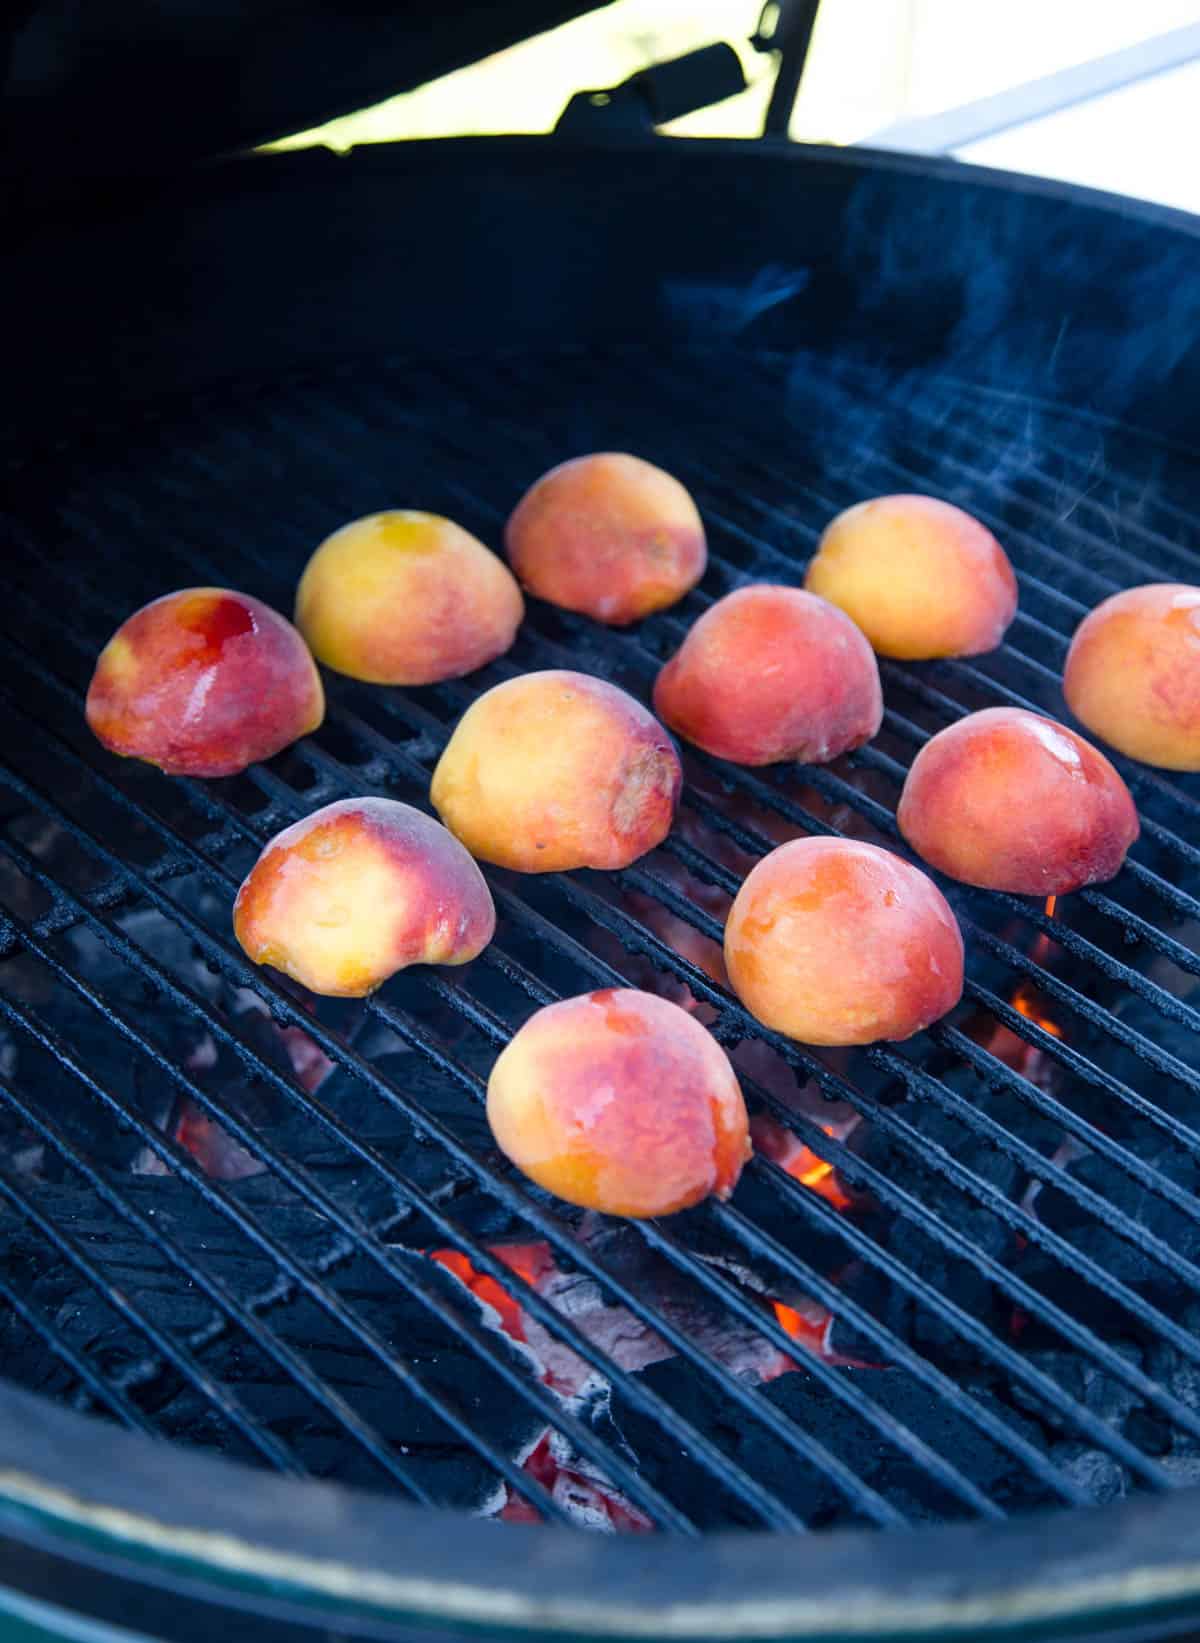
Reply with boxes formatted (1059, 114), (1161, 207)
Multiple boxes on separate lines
(2, 352), (1200, 1640)
(8, 134), (1200, 1631)
(3, 1375), (1200, 1643)
(6, 340), (1196, 1544)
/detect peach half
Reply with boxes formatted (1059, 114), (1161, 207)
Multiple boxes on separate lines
(430, 670), (681, 872)
(805, 494), (1018, 660)
(653, 584), (882, 765)
(897, 707), (1139, 895)
(487, 988), (750, 1216)
(724, 837), (964, 1046)
(233, 797), (495, 997)
(1063, 583), (1200, 771)
(86, 587), (323, 777)
(295, 511), (524, 686)
(505, 452), (705, 625)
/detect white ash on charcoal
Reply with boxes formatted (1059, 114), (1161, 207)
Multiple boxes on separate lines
(490, 1415), (654, 1533)
(517, 1272), (673, 1398)
(507, 1219), (797, 1395)
(414, 1214), (810, 1522)
(578, 1215), (795, 1380)
(135, 1093), (264, 1182)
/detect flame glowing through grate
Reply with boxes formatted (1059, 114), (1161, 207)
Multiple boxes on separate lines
(154, 859), (1074, 1536)
(1011, 983), (1064, 1040)
(1027, 894), (1061, 974)
(784, 1139), (855, 1211)
(1009, 895), (1063, 1036)
(419, 1107), (865, 1523)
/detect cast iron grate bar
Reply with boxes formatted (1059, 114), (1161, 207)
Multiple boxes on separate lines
(0, 899), (582, 1524)
(0, 479), (1190, 1491)
(0, 476), (1190, 1209)
(471, 348), (1200, 835)
(7, 580), (1192, 1393)
(225, 363), (1200, 922)
(0, 742), (833, 1529)
(0, 682), (914, 1529)
(563, 867), (1200, 1426)
(0, 621), (1170, 1504)
(3, 345), (1200, 1530)
(0, 809), (711, 1531)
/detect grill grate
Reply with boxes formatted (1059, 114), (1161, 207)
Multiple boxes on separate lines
(2, 343), (1200, 1530)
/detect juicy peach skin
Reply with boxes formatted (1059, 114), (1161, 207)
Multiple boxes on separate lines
(487, 988), (750, 1216)
(431, 670), (681, 872)
(1064, 583), (1200, 770)
(295, 511), (524, 686)
(898, 707), (1139, 894)
(505, 453), (706, 625)
(86, 587), (324, 777)
(653, 585), (882, 765)
(724, 837), (964, 1046)
(233, 797), (495, 997)
(805, 494), (1018, 660)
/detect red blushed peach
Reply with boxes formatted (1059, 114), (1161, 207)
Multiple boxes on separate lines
(295, 511), (523, 686)
(486, 989), (750, 1217)
(805, 495), (1018, 660)
(505, 453), (705, 625)
(233, 798), (495, 997)
(430, 670), (681, 872)
(724, 838), (963, 1046)
(1063, 583), (1200, 770)
(897, 707), (1138, 895)
(653, 585), (882, 765)
(86, 588), (323, 777)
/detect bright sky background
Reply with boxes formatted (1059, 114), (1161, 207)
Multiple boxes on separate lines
(267, 1), (1200, 214)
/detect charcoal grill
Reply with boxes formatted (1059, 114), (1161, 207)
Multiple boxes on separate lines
(7, 22), (1200, 1637)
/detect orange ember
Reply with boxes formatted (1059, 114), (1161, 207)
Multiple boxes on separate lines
(784, 1136), (855, 1211)
(765, 1295), (880, 1372)
(771, 1299), (831, 1351)
(498, 1432), (654, 1531)
(427, 1242), (554, 1344)
(1029, 893), (1061, 966)
(1010, 980), (1063, 1039)
(983, 895), (1064, 1076)
(174, 1103), (263, 1180)
(750, 1114), (857, 1211)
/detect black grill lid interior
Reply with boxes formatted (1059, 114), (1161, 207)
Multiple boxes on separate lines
(1, 0), (611, 180)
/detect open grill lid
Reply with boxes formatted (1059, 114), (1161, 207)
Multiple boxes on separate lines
(1, 0), (611, 181)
